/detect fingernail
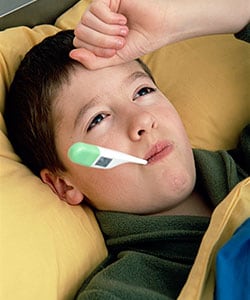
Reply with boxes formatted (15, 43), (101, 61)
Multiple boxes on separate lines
(116, 39), (124, 48)
(118, 17), (127, 25)
(120, 27), (128, 36)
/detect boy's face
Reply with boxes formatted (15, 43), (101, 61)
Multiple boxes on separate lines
(53, 61), (196, 214)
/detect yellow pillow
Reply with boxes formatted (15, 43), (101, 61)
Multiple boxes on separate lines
(143, 34), (250, 150)
(1, 0), (249, 300)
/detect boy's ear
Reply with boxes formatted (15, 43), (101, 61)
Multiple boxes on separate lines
(40, 169), (84, 205)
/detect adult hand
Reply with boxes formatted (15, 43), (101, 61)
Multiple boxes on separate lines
(70, 0), (170, 69)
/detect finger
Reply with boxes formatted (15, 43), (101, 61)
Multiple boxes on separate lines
(70, 48), (123, 70)
(74, 25), (126, 50)
(72, 38), (117, 58)
(90, 1), (127, 25)
(77, 11), (128, 37)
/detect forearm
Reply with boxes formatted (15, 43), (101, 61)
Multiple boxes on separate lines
(164, 0), (250, 44)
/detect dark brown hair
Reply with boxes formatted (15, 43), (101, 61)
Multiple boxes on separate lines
(4, 30), (79, 176)
(4, 30), (155, 176)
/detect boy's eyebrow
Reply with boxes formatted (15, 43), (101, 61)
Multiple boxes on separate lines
(125, 71), (151, 85)
(74, 96), (101, 129)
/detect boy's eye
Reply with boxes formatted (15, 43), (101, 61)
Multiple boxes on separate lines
(133, 87), (156, 100)
(87, 113), (107, 131)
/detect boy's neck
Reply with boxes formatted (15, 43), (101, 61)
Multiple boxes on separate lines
(154, 189), (212, 217)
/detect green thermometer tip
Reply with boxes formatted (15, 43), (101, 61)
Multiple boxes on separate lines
(68, 142), (100, 167)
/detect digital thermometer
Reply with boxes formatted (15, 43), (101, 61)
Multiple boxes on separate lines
(68, 142), (147, 169)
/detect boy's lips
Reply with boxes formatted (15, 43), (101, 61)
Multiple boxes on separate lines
(144, 141), (173, 164)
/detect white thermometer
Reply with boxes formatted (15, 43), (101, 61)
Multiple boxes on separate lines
(68, 142), (147, 169)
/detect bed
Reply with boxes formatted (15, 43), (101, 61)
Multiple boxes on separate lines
(1, 1), (249, 299)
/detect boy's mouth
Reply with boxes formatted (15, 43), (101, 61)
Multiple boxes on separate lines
(144, 141), (173, 164)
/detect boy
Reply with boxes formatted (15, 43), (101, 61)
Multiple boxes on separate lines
(4, 0), (250, 298)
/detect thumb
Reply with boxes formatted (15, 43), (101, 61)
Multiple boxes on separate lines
(69, 48), (125, 70)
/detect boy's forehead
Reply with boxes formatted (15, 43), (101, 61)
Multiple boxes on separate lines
(78, 59), (149, 81)
(84, 60), (149, 95)
(65, 60), (152, 104)
(55, 60), (151, 120)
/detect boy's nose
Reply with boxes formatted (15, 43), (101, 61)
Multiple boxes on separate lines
(128, 110), (157, 141)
